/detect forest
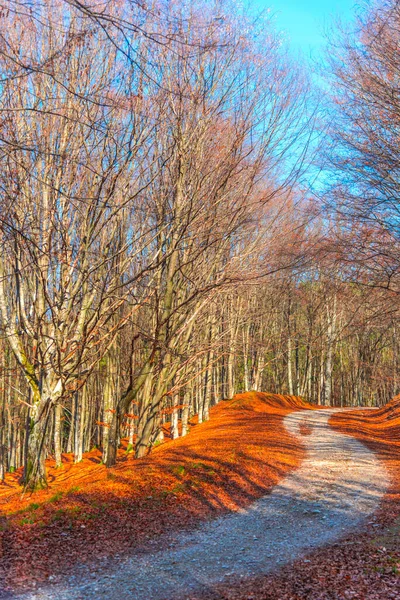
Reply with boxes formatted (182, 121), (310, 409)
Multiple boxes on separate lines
(0, 0), (399, 501)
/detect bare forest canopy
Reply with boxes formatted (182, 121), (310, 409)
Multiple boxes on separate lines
(0, 0), (399, 490)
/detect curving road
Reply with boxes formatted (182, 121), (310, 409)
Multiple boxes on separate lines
(19, 409), (389, 600)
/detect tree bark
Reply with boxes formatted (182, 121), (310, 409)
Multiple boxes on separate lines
(181, 390), (190, 437)
(54, 402), (62, 468)
(171, 394), (179, 439)
(24, 404), (52, 491)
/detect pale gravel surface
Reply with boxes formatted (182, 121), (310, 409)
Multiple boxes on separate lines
(18, 408), (389, 600)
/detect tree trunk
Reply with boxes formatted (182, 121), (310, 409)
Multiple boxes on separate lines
(170, 394), (179, 439)
(227, 350), (235, 399)
(54, 401), (62, 468)
(135, 413), (154, 458)
(66, 400), (74, 453)
(73, 389), (82, 463)
(135, 380), (161, 458)
(102, 351), (115, 464)
(253, 354), (265, 392)
(105, 406), (120, 468)
(287, 335), (294, 395)
(181, 390), (190, 437)
(197, 370), (204, 425)
(203, 338), (215, 421)
(243, 325), (250, 392)
(24, 411), (49, 491)
(128, 402), (135, 448)
(323, 295), (337, 407)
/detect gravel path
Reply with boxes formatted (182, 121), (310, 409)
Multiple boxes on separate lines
(20, 408), (389, 600)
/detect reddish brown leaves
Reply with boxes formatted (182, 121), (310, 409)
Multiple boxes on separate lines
(0, 392), (305, 594)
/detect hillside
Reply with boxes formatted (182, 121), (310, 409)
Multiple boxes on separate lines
(331, 398), (400, 524)
(331, 396), (400, 459)
(0, 392), (308, 593)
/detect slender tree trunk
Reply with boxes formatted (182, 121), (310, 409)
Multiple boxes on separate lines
(102, 352), (115, 464)
(128, 402), (135, 448)
(253, 354), (264, 392)
(73, 389), (82, 463)
(74, 385), (87, 463)
(243, 326), (250, 392)
(287, 335), (294, 395)
(227, 350), (235, 399)
(287, 291), (294, 396)
(54, 401), (62, 468)
(105, 405), (120, 467)
(171, 394), (179, 439)
(0, 367), (6, 480)
(66, 402), (74, 453)
(181, 390), (190, 437)
(324, 295), (337, 407)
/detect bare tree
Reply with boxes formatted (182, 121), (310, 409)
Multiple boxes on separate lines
(324, 0), (400, 293)
(0, 3), (158, 488)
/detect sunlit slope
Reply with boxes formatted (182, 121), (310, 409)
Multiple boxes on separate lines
(332, 396), (400, 438)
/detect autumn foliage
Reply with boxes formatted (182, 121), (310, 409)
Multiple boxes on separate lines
(0, 392), (307, 592)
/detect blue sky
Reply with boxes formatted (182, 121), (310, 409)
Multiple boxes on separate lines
(253, 0), (357, 58)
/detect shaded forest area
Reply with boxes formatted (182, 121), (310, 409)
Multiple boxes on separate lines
(0, 0), (399, 491)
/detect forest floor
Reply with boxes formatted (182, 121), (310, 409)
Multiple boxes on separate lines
(2, 394), (400, 600)
(0, 392), (307, 596)
(13, 406), (390, 600)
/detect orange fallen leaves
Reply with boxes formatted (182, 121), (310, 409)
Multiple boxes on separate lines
(331, 397), (400, 525)
(0, 391), (307, 593)
(196, 399), (400, 600)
